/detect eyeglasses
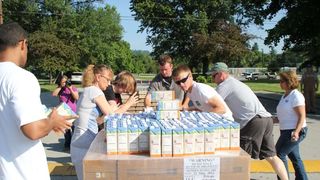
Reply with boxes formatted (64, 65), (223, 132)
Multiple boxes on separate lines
(100, 75), (112, 82)
(175, 73), (190, 85)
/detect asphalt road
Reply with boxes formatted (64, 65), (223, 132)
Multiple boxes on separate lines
(40, 91), (320, 180)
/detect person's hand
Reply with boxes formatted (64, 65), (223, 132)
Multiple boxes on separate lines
(127, 92), (139, 106)
(49, 108), (78, 134)
(291, 130), (300, 142)
(272, 116), (279, 123)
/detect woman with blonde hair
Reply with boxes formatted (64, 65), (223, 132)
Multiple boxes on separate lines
(71, 64), (114, 180)
(274, 70), (308, 180)
(103, 71), (138, 114)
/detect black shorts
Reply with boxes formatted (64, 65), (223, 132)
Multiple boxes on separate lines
(240, 115), (276, 160)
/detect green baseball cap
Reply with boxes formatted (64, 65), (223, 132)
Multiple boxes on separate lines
(209, 62), (229, 74)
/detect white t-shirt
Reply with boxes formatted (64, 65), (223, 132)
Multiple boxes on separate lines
(0, 62), (49, 180)
(276, 89), (307, 130)
(188, 82), (233, 120)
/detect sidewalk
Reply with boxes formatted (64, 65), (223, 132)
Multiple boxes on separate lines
(41, 92), (320, 179)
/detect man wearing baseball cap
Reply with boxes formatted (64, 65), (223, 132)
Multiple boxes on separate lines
(210, 62), (288, 180)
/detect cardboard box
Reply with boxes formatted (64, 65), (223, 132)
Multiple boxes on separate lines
(83, 130), (250, 180)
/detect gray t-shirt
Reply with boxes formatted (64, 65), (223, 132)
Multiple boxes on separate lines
(147, 73), (185, 101)
(74, 86), (104, 132)
(216, 76), (271, 128)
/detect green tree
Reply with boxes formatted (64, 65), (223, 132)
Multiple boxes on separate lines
(28, 31), (80, 83)
(237, 0), (320, 66)
(130, 0), (250, 73)
(132, 51), (157, 73)
(4, 1), (134, 78)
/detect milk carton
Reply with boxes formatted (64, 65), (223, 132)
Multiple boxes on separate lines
(170, 120), (184, 157)
(217, 121), (230, 150)
(149, 126), (161, 157)
(105, 118), (118, 155)
(160, 120), (173, 157)
(151, 90), (175, 101)
(138, 119), (149, 153)
(204, 124), (215, 154)
(156, 110), (180, 120)
(210, 122), (221, 151)
(183, 126), (195, 156)
(193, 125), (205, 155)
(229, 121), (240, 150)
(127, 122), (139, 154)
(157, 99), (181, 110)
(117, 120), (128, 154)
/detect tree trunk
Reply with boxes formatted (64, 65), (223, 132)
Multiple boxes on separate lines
(202, 57), (209, 76)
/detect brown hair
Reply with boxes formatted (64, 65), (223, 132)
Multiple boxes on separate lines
(82, 64), (113, 87)
(279, 70), (299, 90)
(113, 71), (137, 94)
(172, 65), (192, 78)
(158, 54), (173, 66)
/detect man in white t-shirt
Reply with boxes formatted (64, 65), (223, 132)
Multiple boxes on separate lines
(0, 22), (76, 179)
(171, 65), (233, 121)
(210, 62), (288, 180)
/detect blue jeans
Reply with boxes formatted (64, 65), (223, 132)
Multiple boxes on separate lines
(276, 127), (308, 180)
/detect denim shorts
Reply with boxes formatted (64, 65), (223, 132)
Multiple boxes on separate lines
(240, 115), (276, 159)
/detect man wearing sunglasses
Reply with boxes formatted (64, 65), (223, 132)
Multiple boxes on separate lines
(172, 65), (233, 121)
(144, 54), (189, 108)
(210, 62), (288, 180)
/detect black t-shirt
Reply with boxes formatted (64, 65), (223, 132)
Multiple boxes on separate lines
(103, 85), (122, 105)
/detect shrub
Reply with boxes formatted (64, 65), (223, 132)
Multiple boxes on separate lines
(196, 75), (207, 83)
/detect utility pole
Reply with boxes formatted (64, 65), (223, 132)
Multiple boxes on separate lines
(0, 0), (3, 24)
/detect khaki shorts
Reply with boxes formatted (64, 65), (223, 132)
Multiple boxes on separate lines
(240, 115), (276, 160)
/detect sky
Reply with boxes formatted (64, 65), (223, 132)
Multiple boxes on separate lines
(104, 0), (284, 53)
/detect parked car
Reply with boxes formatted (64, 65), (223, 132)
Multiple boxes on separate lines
(242, 72), (259, 80)
(265, 72), (277, 79)
(70, 72), (83, 84)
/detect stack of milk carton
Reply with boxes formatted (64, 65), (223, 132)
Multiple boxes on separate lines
(104, 111), (240, 157)
(151, 91), (181, 120)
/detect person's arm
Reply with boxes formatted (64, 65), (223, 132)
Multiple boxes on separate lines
(20, 108), (76, 140)
(292, 105), (306, 141)
(114, 92), (139, 114)
(52, 86), (62, 96)
(207, 96), (226, 114)
(182, 96), (190, 109)
(95, 95), (113, 124)
(68, 86), (79, 100)
(183, 106), (200, 111)
(144, 93), (152, 107)
(108, 100), (119, 112)
(144, 79), (158, 107)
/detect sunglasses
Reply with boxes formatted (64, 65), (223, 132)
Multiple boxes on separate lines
(212, 72), (219, 78)
(175, 73), (190, 85)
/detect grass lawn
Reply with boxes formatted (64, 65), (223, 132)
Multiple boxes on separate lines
(39, 79), (82, 92)
(39, 78), (319, 97)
